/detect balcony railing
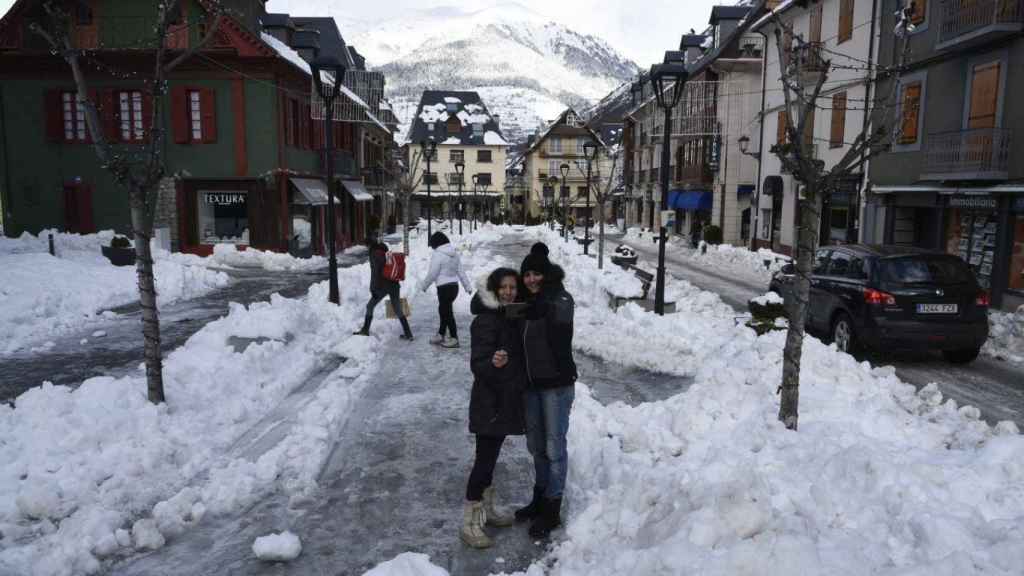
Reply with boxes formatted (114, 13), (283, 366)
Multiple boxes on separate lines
(677, 163), (714, 185)
(922, 128), (1012, 179)
(938, 0), (1024, 46)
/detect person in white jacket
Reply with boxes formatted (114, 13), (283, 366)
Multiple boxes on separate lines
(419, 231), (473, 348)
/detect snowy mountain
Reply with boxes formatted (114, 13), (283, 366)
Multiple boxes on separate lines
(344, 3), (639, 144)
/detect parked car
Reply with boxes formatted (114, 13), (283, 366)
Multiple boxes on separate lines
(769, 245), (989, 363)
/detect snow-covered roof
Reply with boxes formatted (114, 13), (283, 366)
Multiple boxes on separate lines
(260, 32), (369, 110)
(408, 90), (507, 147)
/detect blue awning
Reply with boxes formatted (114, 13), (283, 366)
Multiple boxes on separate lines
(670, 190), (712, 211)
(737, 185), (755, 196)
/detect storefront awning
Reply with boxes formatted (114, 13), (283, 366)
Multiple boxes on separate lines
(341, 180), (374, 202)
(290, 178), (329, 206)
(669, 190), (712, 211)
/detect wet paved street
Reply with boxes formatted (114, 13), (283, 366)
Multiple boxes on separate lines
(1, 253), (364, 404)
(106, 235), (689, 576)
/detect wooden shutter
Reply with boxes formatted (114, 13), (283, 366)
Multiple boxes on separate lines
(171, 86), (189, 144)
(141, 91), (153, 141)
(803, 108), (816, 150)
(830, 92), (847, 148)
(838, 0), (855, 44)
(45, 90), (63, 142)
(101, 90), (119, 142)
(810, 2), (823, 43)
(200, 88), (217, 143)
(899, 83), (921, 144)
(777, 110), (788, 145)
(968, 62), (1000, 130)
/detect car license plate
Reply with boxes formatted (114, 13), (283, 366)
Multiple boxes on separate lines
(917, 303), (958, 314)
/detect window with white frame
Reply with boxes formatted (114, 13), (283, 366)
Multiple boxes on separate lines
(119, 91), (144, 142)
(62, 92), (87, 142)
(188, 90), (202, 141)
(550, 136), (561, 153)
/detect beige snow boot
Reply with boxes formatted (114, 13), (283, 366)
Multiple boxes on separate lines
(460, 500), (493, 549)
(482, 486), (515, 527)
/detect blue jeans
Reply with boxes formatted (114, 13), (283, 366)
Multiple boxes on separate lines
(524, 386), (575, 499)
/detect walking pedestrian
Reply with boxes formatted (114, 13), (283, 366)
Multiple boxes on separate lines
(514, 242), (577, 539)
(419, 232), (472, 348)
(354, 238), (414, 340)
(460, 267), (527, 549)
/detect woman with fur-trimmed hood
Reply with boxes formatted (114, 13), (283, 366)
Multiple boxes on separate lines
(459, 267), (527, 549)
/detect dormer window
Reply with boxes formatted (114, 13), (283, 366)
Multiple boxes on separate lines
(566, 112), (577, 127)
(446, 102), (458, 113)
(472, 123), (483, 136)
(446, 116), (461, 136)
(428, 122), (435, 132)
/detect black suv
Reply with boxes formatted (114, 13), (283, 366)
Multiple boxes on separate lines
(769, 245), (989, 363)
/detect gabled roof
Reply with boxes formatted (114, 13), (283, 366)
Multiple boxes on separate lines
(408, 91), (508, 147)
(524, 108), (606, 155)
(680, 34), (708, 49)
(709, 5), (752, 25)
(291, 16), (355, 68)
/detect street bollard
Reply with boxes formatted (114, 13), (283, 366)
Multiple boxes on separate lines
(48, 233), (55, 256)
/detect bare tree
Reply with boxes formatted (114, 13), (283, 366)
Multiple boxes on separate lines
(573, 148), (622, 269)
(770, 8), (914, 430)
(380, 148), (424, 255)
(31, 0), (226, 404)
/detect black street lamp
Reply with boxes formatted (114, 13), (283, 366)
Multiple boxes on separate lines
(650, 55), (687, 316)
(420, 138), (437, 239)
(311, 55), (346, 305)
(559, 162), (570, 242)
(455, 161), (465, 235)
(545, 176), (557, 230)
(582, 140), (599, 255)
(474, 175), (490, 232)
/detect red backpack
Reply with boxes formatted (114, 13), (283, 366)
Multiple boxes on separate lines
(383, 251), (406, 282)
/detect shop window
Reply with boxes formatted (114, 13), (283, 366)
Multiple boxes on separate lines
(945, 202), (999, 290)
(1009, 212), (1024, 292)
(198, 190), (249, 245)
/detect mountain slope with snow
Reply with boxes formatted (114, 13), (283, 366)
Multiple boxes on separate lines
(345, 4), (637, 143)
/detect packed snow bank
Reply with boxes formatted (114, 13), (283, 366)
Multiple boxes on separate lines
(361, 552), (450, 576)
(984, 306), (1024, 364)
(0, 226), (501, 576)
(504, 226), (1024, 576)
(623, 228), (788, 284)
(165, 243), (328, 272)
(252, 531), (302, 562)
(0, 230), (229, 354)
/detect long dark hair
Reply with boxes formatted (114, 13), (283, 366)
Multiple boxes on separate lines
(487, 267), (522, 302)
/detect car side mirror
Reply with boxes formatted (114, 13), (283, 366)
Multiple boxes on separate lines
(780, 263), (795, 275)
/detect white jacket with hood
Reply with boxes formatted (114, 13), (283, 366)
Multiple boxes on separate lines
(419, 243), (473, 293)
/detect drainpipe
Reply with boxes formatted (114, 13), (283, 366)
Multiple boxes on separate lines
(751, 30), (769, 251)
(0, 86), (11, 235)
(857, 0), (881, 243)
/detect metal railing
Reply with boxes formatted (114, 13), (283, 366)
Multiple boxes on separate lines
(923, 128), (1012, 177)
(939, 0), (1024, 44)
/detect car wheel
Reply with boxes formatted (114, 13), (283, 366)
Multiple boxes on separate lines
(831, 313), (858, 355)
(942, 348), (980, 364)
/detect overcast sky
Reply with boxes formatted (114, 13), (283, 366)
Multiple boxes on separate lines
(0, 0), (724, 65)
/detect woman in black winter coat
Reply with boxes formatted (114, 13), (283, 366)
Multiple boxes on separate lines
(460, 267), (527, 549)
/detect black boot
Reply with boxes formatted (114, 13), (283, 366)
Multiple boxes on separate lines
(528, 497), (562, 539)
(354, 314), (371, 336)
(399, 317), (414, 340)
(514, 486), (545, 522)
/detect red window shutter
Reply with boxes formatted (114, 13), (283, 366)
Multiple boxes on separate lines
(200, 88), (217, 143)
(45, 90), (63, 142)
(171, 86), (189, 144)
(101, 89), (119, 142)
(141, 91), (153, 141)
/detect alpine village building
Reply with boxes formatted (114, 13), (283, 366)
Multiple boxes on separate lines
(0, 0), (397, 256)
(406, 90), (509, 224)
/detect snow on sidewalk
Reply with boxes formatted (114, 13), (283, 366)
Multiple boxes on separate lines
(0, 227), (507, 576)
(367, 227), (1024, 576)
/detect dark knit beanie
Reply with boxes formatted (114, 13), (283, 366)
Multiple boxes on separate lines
(428, 231), (450, 249)
(520, 242), (551, 276)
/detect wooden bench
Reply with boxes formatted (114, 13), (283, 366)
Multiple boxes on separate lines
(631, 266), (654, 299)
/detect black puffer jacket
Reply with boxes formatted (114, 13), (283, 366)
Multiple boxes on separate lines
(367, 242), (398, 293)
(521, 264), (577, 390)
(469, 276), (527, 437)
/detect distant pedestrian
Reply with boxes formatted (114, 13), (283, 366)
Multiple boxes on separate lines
(419, 232), (472, 348)
(460, 267), (527, 549)
(354, 238), (414, 340)
(515, 242), (577, 539)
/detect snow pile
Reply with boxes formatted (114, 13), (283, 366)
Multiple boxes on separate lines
(0, 230), (229, 354)
(361, 552), (450, 576)
(0, 227), (500, 576)
(166, 243), (327, 272)
(252, 531), (302, 562)
(983, 306), (1024, 364)
(751, 291), (784, 306)
(623, 228), (788, 284)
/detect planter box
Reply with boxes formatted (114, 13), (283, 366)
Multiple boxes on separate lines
(101, 245), (136, 267)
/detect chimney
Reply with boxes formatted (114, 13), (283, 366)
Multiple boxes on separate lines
(492, 113), (501, 128)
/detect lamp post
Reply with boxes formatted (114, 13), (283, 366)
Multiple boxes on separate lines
(311, 56), (346, 305)
(476, 176), (490, 231)
(650, 54), (687, 316)
(546, 176), (557, 230)
(420, 138), (437, 239)
(738, 135), (762, 251)
(471, 174), (479, 233)
(455, 161), (465, 235)
(582, 140), (598, 255)
(559, 162), (569, 242)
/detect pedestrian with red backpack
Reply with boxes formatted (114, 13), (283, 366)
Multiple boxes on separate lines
(354, 238), (414, 340)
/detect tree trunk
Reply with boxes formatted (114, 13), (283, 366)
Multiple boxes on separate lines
(777, 185), (822, 430)
(598, 209), (605, 270)
(130, 187), (165, 404)
(402, 197), (410, 255)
